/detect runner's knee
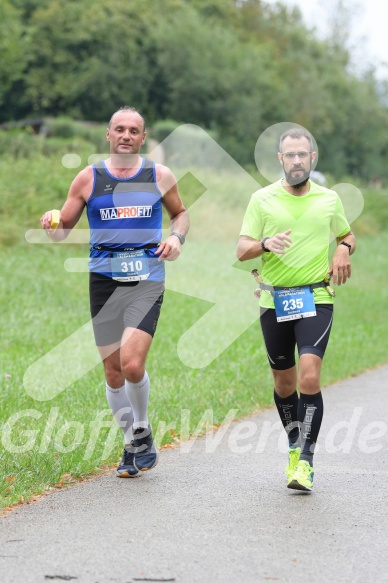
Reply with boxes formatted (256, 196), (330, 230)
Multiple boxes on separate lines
(298, 367), (321, 393)
(121, 359), (145, 383)
(104, 365), (124, 388)
(273, 368), (297, 396)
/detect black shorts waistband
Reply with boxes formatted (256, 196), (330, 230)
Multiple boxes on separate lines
(92, 243), (160, 253)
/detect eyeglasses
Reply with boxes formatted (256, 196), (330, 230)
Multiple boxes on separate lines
(281, 151), (312, 160)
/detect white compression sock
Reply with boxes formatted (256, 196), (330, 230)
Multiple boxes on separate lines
(125, 372), (150, 430)
(105, 384), (134, 445)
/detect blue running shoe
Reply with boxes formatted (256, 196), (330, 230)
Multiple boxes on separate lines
(132, 426), (159, 472)
(116, 445), (140, 478)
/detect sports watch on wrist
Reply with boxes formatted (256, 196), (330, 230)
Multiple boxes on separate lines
(340, 241), (351, 253)
(261, 237), (270, 252)
(171, 231), (185, 245)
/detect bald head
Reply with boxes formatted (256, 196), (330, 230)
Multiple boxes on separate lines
(108, 106), (146, 132)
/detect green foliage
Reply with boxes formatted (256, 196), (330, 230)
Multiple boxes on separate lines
(0, 118), (107, 167)
(0, 149), (87, 247)
(0, 131), (94, 161)
(153, 122), (221, 168)
(353, 186), (388, 235)
(151, 120), (182, 144)
(23, 0), (155, 120)
(44, 117), (108, 151)
(1, 0), (388, 178)
(0, 1), (30, 107)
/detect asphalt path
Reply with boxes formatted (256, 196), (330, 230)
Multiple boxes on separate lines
(1, 365), (387, 583)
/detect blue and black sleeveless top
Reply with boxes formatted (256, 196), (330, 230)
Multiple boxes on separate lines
(87, 157), (164, 281)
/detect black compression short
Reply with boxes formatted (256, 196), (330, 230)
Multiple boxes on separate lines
(89, 272), (164, 346)
(260, 304), (334, 370)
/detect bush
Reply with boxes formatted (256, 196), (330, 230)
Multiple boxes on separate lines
(151, 119), (181, 144)
(45, 116), (76, 139)
(151, 120), (221, 168)
(0, 117), (108, 160)
(45, 117), (108, 152)
(0, 130), (43, 158)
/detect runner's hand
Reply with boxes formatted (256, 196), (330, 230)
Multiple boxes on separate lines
(265, 229), (293, 255)
(40, 210), (61, 233)
(329, 245), (351, 285)
(155, 236), (182, 262)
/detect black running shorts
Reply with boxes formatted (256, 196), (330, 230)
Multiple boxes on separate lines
(260, 304), (334, 370)
(89, 272), (164, 346)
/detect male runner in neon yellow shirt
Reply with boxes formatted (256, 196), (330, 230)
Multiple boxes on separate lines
(237, 128), (356, 491)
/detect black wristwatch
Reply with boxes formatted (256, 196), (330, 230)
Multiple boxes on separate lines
(171, 231), (185, 245)
(340, 241), (351, 253)
(261, 237), (270, 252)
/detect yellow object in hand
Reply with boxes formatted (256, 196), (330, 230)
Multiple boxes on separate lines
(50, 209), (61, 229)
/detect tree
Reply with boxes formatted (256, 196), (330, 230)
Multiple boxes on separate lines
(0, 1), (29, 109)
(23, 0), (156, 120)
(1, 0), (388, 179)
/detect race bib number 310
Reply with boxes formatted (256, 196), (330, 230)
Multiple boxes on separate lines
(111, 249), (150, 282)
(274, 286), (316, 322)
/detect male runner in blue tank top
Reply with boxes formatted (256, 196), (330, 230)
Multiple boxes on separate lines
(41, 106), (189, 478)
(237, 128), (356, 492)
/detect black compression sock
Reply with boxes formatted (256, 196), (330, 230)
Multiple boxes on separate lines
(298, 391), (324, 466)
(274, 389), (300, 448)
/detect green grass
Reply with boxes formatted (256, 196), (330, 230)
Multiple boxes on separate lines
(1, 145), (388, 508)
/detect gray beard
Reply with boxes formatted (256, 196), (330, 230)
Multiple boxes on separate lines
(284, 169), (310, 188)
(290, 176), (309, 189)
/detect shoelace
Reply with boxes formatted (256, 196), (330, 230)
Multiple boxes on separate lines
(132, 428), (150, 450)
(123, 449), (135, 466)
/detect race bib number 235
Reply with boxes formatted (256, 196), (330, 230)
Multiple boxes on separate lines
(274, 286), (316, 322)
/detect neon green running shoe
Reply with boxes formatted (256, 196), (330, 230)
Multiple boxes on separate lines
(287, 460), (314, 491)
(286, 447), (301, 482)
